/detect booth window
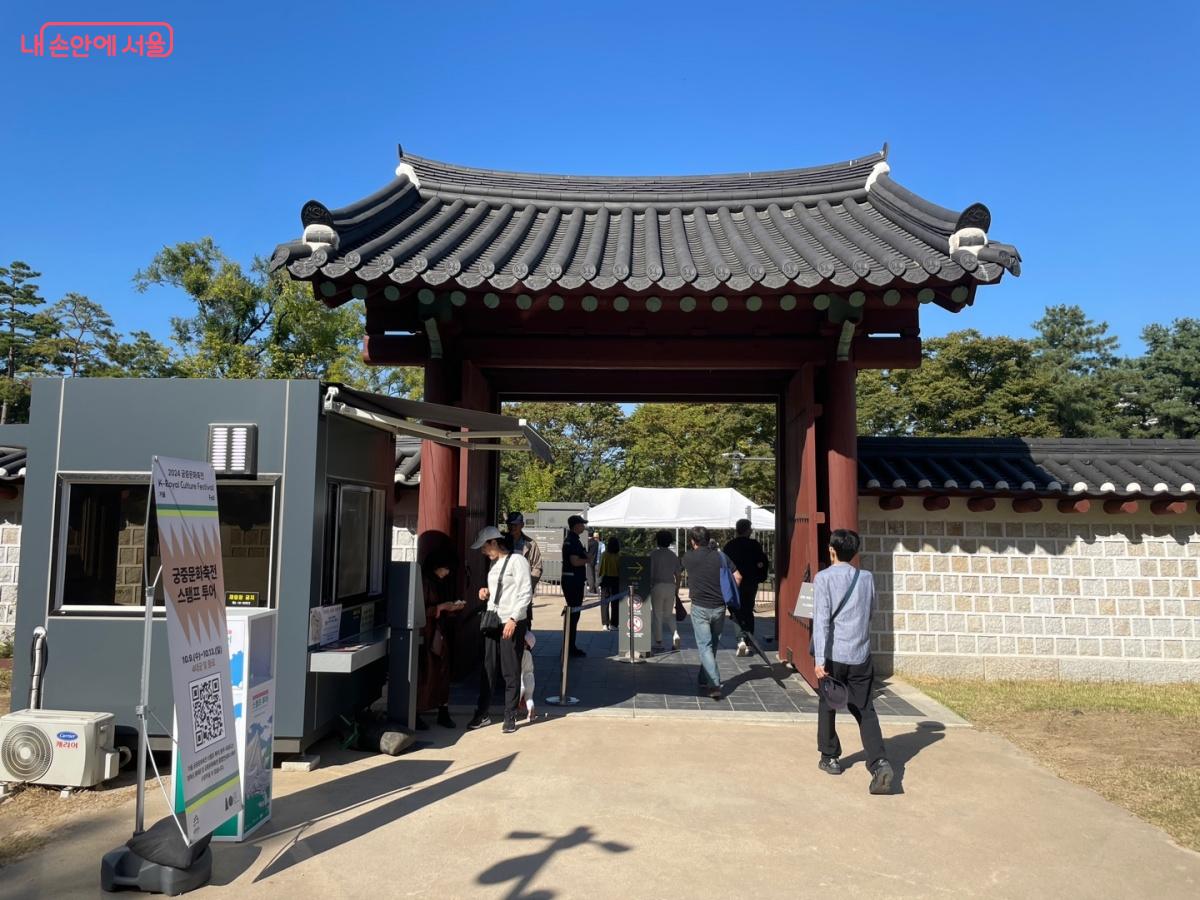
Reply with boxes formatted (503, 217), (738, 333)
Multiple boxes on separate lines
(324, 483), (387, 602)
(54, 479), (276, 611)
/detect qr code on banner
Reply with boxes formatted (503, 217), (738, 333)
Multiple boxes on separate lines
(189, 674), (226, 753)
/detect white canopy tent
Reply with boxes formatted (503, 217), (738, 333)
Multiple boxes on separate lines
(585, 487), (775, 531)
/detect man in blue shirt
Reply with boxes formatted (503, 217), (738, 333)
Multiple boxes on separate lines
(812, 528), (893, 794)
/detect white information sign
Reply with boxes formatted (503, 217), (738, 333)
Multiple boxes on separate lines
(153, 456), (242, 842)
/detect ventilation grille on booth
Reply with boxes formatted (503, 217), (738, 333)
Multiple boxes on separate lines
(208, 424), (258, 477)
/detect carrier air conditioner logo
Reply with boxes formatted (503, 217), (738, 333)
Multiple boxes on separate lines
(19, 22), (174, 58)
(55, 730), (79, 749)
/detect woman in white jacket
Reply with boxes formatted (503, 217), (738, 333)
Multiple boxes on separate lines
(466, 526), (533, 734)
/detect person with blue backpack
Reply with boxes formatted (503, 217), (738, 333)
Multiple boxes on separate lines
(681, 526), (741, 700)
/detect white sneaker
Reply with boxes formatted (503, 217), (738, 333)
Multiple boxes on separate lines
(737, 641), (748, 657)
(673, 632), (681, 650)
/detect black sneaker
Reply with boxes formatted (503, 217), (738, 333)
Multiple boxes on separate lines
(414, 715), (430, 732)
(502, 718), (517, 734)
(436, 707), (455, 729)
(466, 712), (492, 730)
(708, 687), (723, 701)
(569, 647), (587, 658)
(819, 756), (844, 776)
(869, 760), (894, 795)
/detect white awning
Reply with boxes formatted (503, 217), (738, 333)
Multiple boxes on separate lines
(585, 487), (774, 530)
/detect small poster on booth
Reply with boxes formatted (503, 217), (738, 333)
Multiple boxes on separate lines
(153, 456), (242, 842)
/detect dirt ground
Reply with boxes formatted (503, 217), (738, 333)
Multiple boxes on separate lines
(0, 665), (139, 868)
(910, 678), (1200, 852)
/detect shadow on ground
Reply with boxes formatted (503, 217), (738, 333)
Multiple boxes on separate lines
(210, 753), (516, 884)
(839, 721), (946, 793)
(477, 826), (631, 900)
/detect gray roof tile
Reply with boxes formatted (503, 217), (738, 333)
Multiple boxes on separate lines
(271, 146), (1021, 298)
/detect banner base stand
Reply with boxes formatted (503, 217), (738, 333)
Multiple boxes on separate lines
(100, 846), (212, 896)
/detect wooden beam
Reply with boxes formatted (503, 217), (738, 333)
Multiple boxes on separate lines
(967, 497), (996, 512)
(1103, 499), (1139, 514)
(488, 368), (788, 401)
(1012, 498), (1043, 513)
(853, 336), (922, 370)
(923, 495), (950, 511)
(1150, 499), (1187, 515)
(1056, 498), (1091, 514)
(365, 334), (922, 371)
(0, 483), (15, 501)
(877, 495), (904, 510)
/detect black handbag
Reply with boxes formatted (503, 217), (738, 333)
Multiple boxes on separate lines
(817, 569), (860, 711)
(479, 555), (510, 635)
(674, 594), (687, 622)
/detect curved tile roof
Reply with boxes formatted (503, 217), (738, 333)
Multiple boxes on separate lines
(271, 145), (1021, 298)
(859, 438), (1200, 499)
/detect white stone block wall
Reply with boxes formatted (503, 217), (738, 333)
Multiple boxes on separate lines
(392, 514), (418, 563)
(0, 497), (20, 644)
(859, 500), (1200, 682)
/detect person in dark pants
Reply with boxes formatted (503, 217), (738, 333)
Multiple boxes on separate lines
(466, 526), (533, 734)
(723, 518), (768, 657)
(812, 528), (893, 794)
(681, 526), (738, 700)
(560, 515), (589, 657)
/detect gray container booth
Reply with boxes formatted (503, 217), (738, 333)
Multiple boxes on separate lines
(6, 378), (404, 753)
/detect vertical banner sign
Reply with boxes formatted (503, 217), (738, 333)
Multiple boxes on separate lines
(153, 456), (242, 842)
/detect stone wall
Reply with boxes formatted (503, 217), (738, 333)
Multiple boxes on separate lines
(392, 489), (419, 562)
(859, 500), (1200, 682)
(0, 495), (19, 644)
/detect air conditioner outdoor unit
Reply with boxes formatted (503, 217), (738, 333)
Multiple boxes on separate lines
(0, 709), (121, 789)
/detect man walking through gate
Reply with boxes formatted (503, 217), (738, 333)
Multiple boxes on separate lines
(812, 528), (893, 794)
(723, 518), (768, 657)
(681, 526), (736, 700)
(560, 515), (589, 657)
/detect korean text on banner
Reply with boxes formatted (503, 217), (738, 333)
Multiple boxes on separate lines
(153, 456), (242, 842)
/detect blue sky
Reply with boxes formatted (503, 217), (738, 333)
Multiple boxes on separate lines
(3, 1), (1197, 356)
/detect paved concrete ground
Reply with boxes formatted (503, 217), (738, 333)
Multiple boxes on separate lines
(453, 595), (940, 722)
(5, 704), (1199, 899)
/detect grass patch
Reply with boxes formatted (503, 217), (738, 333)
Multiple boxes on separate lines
(911, 678), (1200, 721)
(909, 677), (1200, 852)
(0, 665), (10, 712)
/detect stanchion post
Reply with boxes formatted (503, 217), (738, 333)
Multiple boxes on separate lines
(545, 605), (578, 706)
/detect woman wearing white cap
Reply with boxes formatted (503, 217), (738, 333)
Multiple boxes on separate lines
(466, 525), (533, 734)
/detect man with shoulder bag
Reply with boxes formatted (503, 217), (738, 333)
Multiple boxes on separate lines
(811, 528), (893, 794)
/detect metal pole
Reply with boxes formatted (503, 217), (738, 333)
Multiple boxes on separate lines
(134, 566), (163, 835)
(545, 606), (578, 706)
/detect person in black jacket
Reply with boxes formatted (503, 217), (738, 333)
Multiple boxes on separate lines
(723, 518), (769, 657)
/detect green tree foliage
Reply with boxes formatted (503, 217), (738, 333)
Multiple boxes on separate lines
(624, 403), (775, 507)
(499, 402), (627, 512)
(857, 330), (1059, 437)
(498, 401), (776, 514)
(0, 261), (51, 423)
(1032, 304), (1122, 437)
(134, 238), (359, 380)
(39, 292), (118, 377)
(1118, 318), (1200, 439)
(102, 330), (181, 378)
(133, 238), (422, 394)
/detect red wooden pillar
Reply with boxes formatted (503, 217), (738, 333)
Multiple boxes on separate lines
(826, 360), (859, 539)
(417, 357), (460, 565)
(458, 361), (497, 602)
(776, 366), (821, 683)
